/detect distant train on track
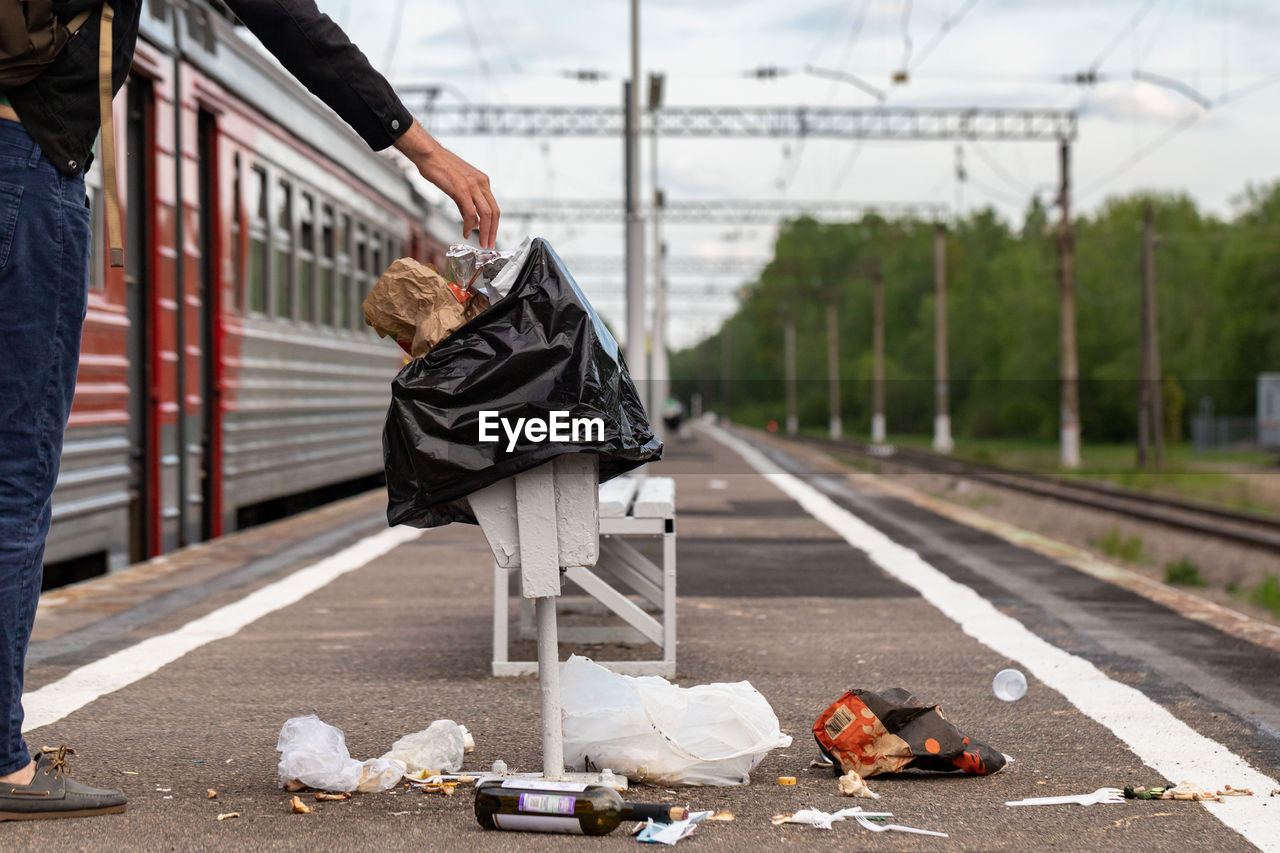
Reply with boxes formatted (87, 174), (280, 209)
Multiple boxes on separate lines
(48, 0), (453, 578)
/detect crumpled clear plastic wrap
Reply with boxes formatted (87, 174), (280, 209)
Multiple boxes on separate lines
(381, 720), (465, 776)
(275, 715), (403, 793)
(561, 655), (792, 786)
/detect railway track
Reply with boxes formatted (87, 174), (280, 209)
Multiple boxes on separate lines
(794, 434), (1280, 555)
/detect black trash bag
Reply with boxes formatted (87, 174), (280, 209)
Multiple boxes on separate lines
(383, 238), (662, 528)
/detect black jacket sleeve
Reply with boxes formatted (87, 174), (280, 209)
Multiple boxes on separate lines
(222, 0), (413, 151)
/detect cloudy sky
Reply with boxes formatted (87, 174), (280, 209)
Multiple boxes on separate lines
(311, 0), (1280, 348)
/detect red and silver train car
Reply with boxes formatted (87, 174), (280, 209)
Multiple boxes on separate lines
(47, 0), (450, 577)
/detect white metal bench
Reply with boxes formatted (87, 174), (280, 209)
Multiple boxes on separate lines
(487, 471), (677, 678)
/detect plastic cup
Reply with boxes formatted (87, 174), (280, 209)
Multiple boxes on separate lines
(992, 668), (1027, 702)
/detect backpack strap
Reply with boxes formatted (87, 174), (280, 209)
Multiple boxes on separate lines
(98, 3), (123, 268)
(66, 9), (94, 35)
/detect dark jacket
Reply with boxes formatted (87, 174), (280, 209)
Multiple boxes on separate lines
(8, 0), (413, 176)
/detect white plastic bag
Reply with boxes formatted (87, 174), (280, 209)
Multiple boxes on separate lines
(381, 720), (465, 775)
(560, 655), (792, 786)
(276, 715), (402, 793)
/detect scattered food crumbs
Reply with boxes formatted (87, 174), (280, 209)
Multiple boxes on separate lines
(837, 770), (879, 799)
(207, 789), (218, 799)
(411, 782), (458, 796)
(290, 796), (313, 814)
(316, 792), (351, 801)
(283, 779), (307, 792)
(771, 814), (793, 826)
(216, 812), (240, 822)
(705, 811), (735, 822)
(777, 777), (797, 786)
(1161, 781), (1221, 802)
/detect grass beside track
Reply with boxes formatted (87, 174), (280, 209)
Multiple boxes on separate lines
(848, 434), (1280, 518)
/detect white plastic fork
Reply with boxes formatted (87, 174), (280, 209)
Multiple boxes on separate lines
(852, 814), (950, 837)
(1005, 787), (1125, 807)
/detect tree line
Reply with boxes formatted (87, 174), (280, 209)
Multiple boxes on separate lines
(670, 183), (1280, 444)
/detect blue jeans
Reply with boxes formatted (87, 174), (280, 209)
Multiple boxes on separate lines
(0, 120), (92, 775)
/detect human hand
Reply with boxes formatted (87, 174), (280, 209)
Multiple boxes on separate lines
(394, 120), (500, 248)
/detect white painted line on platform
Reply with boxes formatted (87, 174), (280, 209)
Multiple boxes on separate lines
(705, 423), (1280, 853)
(23, 525), (423, 732)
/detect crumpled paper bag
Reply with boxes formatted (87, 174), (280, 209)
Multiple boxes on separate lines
(813, 687), (1006, 778)
(363, 258), (490, 358)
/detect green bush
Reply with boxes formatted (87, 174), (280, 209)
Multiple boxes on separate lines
(1164, 558), (1206, 587)
(1248, 575), (1280, 617)
(1096, 527), (1145, 562)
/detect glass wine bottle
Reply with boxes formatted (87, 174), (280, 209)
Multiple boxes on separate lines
(474, 779), (688, 835)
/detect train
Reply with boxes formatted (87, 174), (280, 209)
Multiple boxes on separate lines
(45, 0), (455, 580)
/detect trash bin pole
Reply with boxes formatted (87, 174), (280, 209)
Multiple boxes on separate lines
(470, 454), (601, 780)
(535, 594), (564, 778)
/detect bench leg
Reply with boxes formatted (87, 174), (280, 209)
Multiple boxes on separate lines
(493, 561), (508, 672)
(663, 524), (677, 669)
(535, 595), (565, 778)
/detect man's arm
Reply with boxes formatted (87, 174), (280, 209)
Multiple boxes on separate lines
(222, 0), (499, 247)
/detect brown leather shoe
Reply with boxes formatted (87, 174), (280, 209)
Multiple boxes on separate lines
(0, 746), (126, 821)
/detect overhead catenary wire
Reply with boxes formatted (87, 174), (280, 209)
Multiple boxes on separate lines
(382, 0), (408, 74)
(969, 141), (1031, 196)
(1089, 0), (1159, 72)
(455, 0), (505, 100)
(899, 0), (915, 72)
(1082, 69), (1280, 198)
(909, 0), (982, 73)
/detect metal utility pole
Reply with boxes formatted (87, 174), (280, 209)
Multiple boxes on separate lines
(933, 222), (953, 453)
(1138, 202), (1164, 467)
(1057, 140), (1081, 468)
(826, 290), (842, 440)
(648, 73), (667, 432)
(872, 264), (886, 445)
(785, 315), (798, 436)
(624, 0), (647, 401)
(651, 233), (668, 434)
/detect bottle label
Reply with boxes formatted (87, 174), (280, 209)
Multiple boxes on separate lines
(518, 792), (576, 815)
(492, 814), (584, 834)
(500, 779), (589, 793)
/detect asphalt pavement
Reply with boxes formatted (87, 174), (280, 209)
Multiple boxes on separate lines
(8, 423), (1278, 851)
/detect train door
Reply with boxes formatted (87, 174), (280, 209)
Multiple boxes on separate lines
(125, 79), (158, 562)
(197, 110), (223, 540)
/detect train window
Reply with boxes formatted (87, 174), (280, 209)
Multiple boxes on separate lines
(273, 177), (294, 319)
(320, 204), (336, 327)
(337, 213), (352, 331)
(231, 155), (242, 313)
(366, 227), (378, 333)
(299, 192), (316, 324)
(247, 165), (268, 314)
(355, 224), (368, 332)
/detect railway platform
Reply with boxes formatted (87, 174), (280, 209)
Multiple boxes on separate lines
(10, 423), (1280, 850)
